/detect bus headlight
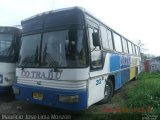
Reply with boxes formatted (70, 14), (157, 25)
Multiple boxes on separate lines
(12, 87), (19, 95)
(59, 95), (79, 103)
(5, 77), (11, 81)
(0, 75), (3, 83)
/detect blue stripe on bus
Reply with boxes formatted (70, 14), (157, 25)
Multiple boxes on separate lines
(14, 83), (87, 111)
(121, 55), (130, 85)
(110, 53), (121, 89)
(121, 69), (130, 84)
(110, 53), (130, 90)
(110, 53), (121, 72)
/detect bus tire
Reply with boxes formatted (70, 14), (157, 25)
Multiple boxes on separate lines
(133, 67), (138, 80)
(98, 79), (114, 104)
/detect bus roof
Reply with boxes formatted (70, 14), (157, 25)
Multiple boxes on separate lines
(0, 26), (21, 33)
(21, 6), (139, 47)
(21, 7), (85, 34)
(22, 6), (85, 23)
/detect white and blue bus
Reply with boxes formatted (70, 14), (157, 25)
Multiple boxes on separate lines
(0, 26), (21, 93)
(13, 7), (141, 110)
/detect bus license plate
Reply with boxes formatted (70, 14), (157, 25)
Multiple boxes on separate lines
(32, 92), (43, 100)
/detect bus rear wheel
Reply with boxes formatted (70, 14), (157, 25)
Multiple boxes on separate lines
(99, 79), (114, 104)
(133, 67), (138, 80)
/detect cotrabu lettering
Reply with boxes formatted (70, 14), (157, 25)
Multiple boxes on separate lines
(21, 70), (62, 80)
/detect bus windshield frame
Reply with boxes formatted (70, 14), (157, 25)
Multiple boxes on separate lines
(0, 30), (20, 63)
(0, 33), (13, 57)
(18, 28), (88, 68)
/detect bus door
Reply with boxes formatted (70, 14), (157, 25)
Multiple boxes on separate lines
(87, 20), (105, 106)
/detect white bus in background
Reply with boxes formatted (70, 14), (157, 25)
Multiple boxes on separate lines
(0, 26), (21, 93)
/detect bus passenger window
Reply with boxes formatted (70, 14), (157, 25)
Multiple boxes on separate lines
(122, 38), (128, 53)
(135, 45), (137, 55)
(113, 33), (122, 52)
(132, 44), (136, 55)
(138, 47), (140, 56)
(128, 41), (133, 54)
(107, 29), (114, 50)
(100, 26), (109, 49)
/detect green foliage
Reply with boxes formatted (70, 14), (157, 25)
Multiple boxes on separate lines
(125, 72), (160, 113)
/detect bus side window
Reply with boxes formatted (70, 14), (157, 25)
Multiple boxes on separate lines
(88, 27), (102, 70)
(132, 43), (136, 55)
(122, 37), (128, 53)
(100, 26), (109, 49)
(113, 32), (122, 52)
(138, 47), (140, 56)
(128, 41), (133, 54)
(135, 45), (138, 56)
(107, 29), (114, 50)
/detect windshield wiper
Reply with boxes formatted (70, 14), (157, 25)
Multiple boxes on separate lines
(21, 55), (38, 70)
(21, 46), (39, 70)
(45, 53), (60, 72)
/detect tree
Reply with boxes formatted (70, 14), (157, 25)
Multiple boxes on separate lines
(137, 40), (148, 54)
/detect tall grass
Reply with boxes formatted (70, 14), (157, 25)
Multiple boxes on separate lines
(125, 72), (160, 113)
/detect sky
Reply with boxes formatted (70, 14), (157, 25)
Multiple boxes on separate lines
(0, 0), (159, 56)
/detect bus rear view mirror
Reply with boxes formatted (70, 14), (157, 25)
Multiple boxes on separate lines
(92, 32), (100, 47)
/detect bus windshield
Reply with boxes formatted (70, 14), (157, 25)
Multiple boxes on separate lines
(18, 29), (87, 68)
(0, 34), (13, 56)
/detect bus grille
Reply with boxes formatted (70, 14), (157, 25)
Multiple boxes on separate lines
(17, 78), (87, 90)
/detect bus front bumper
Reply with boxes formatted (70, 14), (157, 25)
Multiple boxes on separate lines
(0, 86), (12, 93)
(13, 83), (88, 111)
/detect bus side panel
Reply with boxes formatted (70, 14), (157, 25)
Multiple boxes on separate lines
(88, 77), (105, 106)
(130, 56), (138, 80)
(0, 63), (16, 92)
(120, 55), (130, 84)
(88, 52), (110, 106)
(88, 53), (109, 107)
(110, 53), (122, 90)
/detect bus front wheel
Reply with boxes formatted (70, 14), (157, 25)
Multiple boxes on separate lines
(98, 79), (114, 104)
(99, 79), (114, 104)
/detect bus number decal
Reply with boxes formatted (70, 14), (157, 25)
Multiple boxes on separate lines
(96, 79), (102, 86)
